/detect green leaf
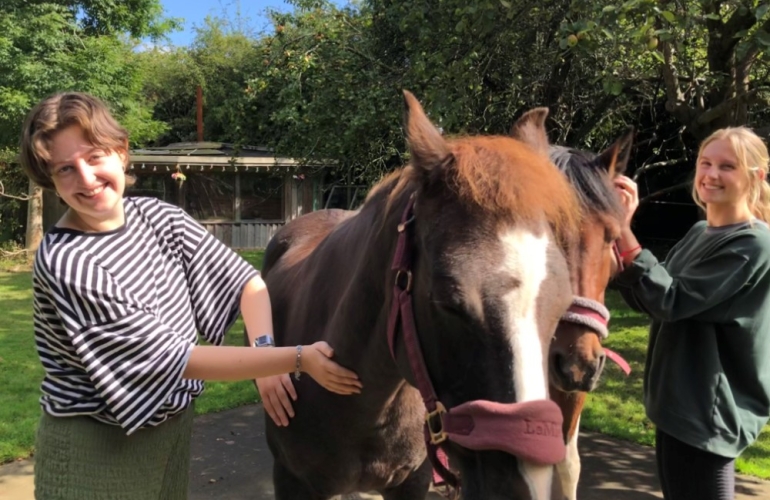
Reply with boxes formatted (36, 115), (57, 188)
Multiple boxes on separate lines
(704, 13), (721, 21)
(602, 5), (616, 13)
(759, 4), (770, 20)
(756, 29), (770, 48)
(660, 11), (676, 23)
(499, 0), (511, 8)
(651, 50), (665, 64)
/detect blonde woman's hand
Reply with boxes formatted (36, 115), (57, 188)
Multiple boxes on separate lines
(256, 374), (297, 427)
(302, 341), (362, 395)
(613, 175), (639, 228)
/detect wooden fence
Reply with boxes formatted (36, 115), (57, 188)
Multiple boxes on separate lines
(200, 221), (284, 249)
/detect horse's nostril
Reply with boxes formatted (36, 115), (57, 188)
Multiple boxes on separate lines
(551, 352), (565, 370)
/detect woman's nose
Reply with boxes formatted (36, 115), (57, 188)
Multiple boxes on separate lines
(74, 159), (96, 184)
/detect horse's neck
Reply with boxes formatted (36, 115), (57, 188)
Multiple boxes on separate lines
(323, 189), (412, 392)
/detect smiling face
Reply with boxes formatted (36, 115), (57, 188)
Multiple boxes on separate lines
(49, 125), (127, 230)
(694, 138), (750, 209)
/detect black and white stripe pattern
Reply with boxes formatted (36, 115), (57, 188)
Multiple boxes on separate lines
(33, 197), (258, 434)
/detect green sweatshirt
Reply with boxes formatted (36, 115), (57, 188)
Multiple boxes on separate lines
(614, 220), (770, 458)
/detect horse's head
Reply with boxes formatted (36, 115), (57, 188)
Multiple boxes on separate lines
(388, 92), (581, 499)
(543, 126), (634, 393)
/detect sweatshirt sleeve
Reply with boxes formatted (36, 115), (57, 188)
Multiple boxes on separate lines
(179, 210), (260, 345)
(613, 234), (765, 323)
(34, 252), (194, 434)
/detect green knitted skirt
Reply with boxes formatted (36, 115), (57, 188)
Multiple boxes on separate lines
(34, 406), (194, 500)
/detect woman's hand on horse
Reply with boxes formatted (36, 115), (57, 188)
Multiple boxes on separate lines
(613, 175), (639, 227)
(257, 374), (297, 427)
(304, 341), (363, 395)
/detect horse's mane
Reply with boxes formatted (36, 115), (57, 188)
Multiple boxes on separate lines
(549, 145), (623, 220)
(365, 135), (581, 245)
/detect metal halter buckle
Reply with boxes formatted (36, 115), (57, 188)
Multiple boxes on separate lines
(425, 401), (448, 444)
(395, 270), (413, 292)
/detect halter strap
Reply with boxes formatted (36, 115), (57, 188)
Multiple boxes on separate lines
(560, 297), (609, 339)
(559, 296), (631, 375)
(386, 194), (566, 493)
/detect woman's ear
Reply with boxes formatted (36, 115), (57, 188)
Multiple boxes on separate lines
(120, 139), (130, 169)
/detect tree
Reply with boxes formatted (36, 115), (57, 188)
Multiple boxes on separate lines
(566, 1), (770, 141)
(139, 16), (261, 146)
(244, 0), (645, 185)
(245, 1), (403, 184)
(0, 1), (174, 252)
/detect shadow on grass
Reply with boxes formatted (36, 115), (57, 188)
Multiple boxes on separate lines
(0, 272), (32, 293)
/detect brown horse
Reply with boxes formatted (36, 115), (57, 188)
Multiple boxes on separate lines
(532, 116), (633, 500)
(259, 92), (582, 500)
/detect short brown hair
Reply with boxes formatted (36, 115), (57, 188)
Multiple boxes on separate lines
(20, 92), (131, 190)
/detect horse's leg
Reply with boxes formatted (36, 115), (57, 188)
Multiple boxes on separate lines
(379, 458), (432, 500)
(555, 415), (581, 500)
(551, 387), (587, 500)
(273, 460), (329, 500)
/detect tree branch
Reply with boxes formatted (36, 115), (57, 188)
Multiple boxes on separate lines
(633, 158), (689, 181)
(658, 36), (692, 125)
(0, 248), (30, 257)
(640, 181), (691, 205)
(696, 88), (759, 125)
(0, 181), (32, 201)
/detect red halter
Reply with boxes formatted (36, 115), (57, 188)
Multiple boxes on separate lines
(559, 264), (631, 375)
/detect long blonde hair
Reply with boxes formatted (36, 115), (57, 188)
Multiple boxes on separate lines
(692, 126), (770, 223)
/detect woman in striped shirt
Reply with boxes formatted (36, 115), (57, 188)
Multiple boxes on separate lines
(20, 92), (362, 500)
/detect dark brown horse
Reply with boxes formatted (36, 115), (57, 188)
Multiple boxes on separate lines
(259, 92), (582, 499)
(528, 115), (633, 500)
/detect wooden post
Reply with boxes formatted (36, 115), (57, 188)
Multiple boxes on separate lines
(196, 85), (204, 142)
(234, 172), (241, 221)
(25, 181), (43, 253)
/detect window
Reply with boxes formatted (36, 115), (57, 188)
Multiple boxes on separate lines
(127, 168), (288, 222)
(127, 174), (175, 204)
(240, 174), (284, 220)
(184, 172), (236, 221)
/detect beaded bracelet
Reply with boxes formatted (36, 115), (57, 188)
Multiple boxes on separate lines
(619, 245), (642, 257)
(294, 345), (302, 381)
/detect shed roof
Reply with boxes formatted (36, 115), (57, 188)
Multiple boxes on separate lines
(129, 142), (326, 169)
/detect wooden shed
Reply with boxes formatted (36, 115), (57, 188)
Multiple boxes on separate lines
(43, 142), (330, 249)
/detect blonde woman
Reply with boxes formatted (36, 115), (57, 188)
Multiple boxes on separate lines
(613, 127), (770, 500)
(21, 92), (362, 499)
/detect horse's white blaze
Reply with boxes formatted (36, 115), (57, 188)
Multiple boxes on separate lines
(500, 227), (553, 500)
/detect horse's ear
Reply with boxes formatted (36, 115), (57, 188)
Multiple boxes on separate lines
(597, 127), (634, 177)
(403, 90), (451, 176)
(510, 107), (550, 156)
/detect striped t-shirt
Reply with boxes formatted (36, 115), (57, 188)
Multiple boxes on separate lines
(32, 197), (259, 434)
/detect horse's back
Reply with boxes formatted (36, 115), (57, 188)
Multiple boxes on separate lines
(263, 208), (354, 277)
(261, 208), (357, 350)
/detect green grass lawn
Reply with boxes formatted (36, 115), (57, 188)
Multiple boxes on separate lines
(2, 252), (770, 479)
